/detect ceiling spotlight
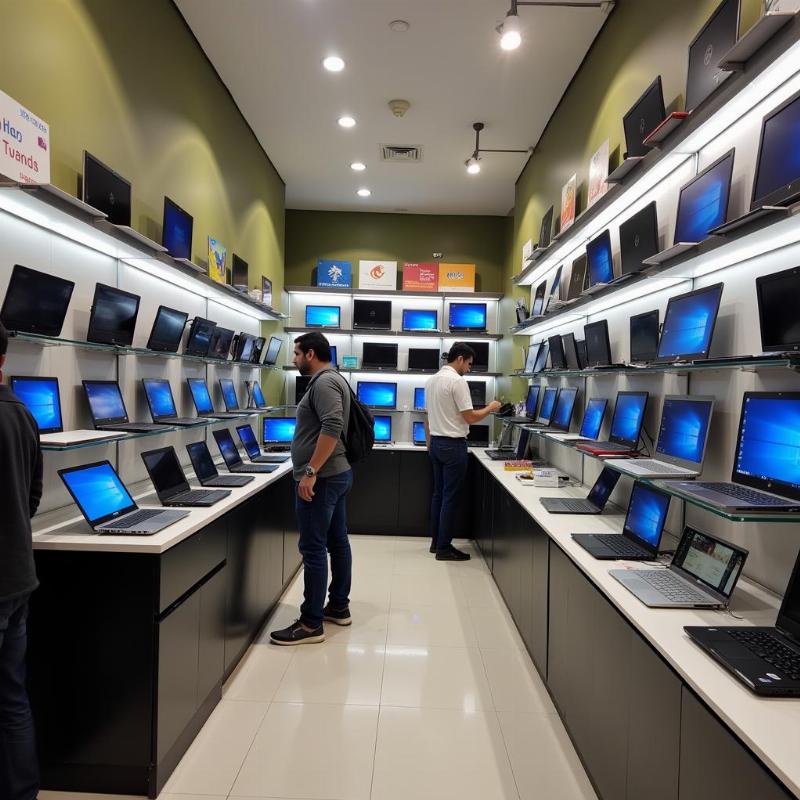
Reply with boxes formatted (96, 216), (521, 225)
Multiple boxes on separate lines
(498, 12), (522, 50)
(496, 2), (612, 51)
(357, 188), (372, 197)
(466, 157), (481, 175)
(337, 115), (356, 128)
(350, 162), (366, 171)
(322, 56), (345, 72)
(463, 121), (529, 174)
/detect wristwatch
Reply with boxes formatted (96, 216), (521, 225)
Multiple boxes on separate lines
(304, 465), (317, 478)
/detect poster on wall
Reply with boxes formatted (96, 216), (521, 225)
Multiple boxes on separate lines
(402, 262), (439, 292)
(316, 259), (352, 288)
(207, 236), (227, 284)
(438, 263), (476, 293)
(0, 88), (50, 185)
(261, 276), (273, 306)
(560, 174), (577, 234)
(587, 140), (609, 208)
(358, 260), (397, 290)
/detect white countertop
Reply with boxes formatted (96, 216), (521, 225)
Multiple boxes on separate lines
(471, 450), (800, 798)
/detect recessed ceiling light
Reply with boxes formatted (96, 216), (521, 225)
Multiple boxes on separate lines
(357, 188), (372, 197)
(389, 19), (410, 32)
(322, 55), (345, 72)
(350, 162), (366, 171)
(338, 115), (356, 128)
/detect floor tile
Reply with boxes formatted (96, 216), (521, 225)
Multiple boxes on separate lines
(457, 570), (507, 607)
(390, 571), (466, 606)
(498, 711), (598, 800)
(223, 644), (295, 702)
(273, 643), (385, 705)
(387, 603), (477, 647)
(161, 699), (268, 795)
(322, 598), (390, 644)
(371, 706), (519, 800)
(382, 645), (494, 711)
(468, 603), (527, 650)
(230, 702), (378, 799)
(480, 647), (556, 713)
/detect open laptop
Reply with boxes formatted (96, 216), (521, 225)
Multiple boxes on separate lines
(187, 378), (246, 419)
(246, 380), (270, 410)
(619, 202), (660, 275)
(9, 376), (124, 447)
(656, 283), (724, 364)
(576, 391), (648, 456)
(141, 446), (231, 506)
(142, 379), (207, 426)
(413, 420), (427, 446)
(609, 525), (748, 608)
(503, 385), (540, 424)
(236, 423), (290, 463)
(573, 482), (671, 560)
(606, 395), (714, 478)
(218, 379), (251, 416)
(58, 460), (188, 534)
(263, 417), (296, 452)
(669, 392), (800, 512)
(485, 422), (518, 460)
(373, 414), (393, 446)
(186, 440), (254, 487)
(487, 426), (532, 462)
(547, 397), (607, 444)
(524, 386), (558, 429)
(83, 380), (164, 433)
(541, 467), (620, 514)
(685, 547), (800, 696)
(213, 428), (279, 473)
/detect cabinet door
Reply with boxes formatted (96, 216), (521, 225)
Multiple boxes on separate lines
(679, 689), (792, 800)
(257, 481), (285, 610)
(530, 521), (549, 676)
(397, 451), (434, 536)
(347, 450), (400, 534)
(197, 566), (226, 707)
(281, 474), (302, 584)
(512, 498), (533, 646)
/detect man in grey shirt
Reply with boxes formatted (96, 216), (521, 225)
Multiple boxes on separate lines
(271, 331), (353, 645)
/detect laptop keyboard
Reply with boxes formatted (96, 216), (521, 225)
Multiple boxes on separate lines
(631, 460), (688, 474)
(557, 499), (592, 512)
(700, 483), (788, 506)
(635, 570), (709, 603)
(728, 630), (800, 679)
(593, 534), (648, 557)
(111, 509), (163, 528)
(175, 489), (216, 502)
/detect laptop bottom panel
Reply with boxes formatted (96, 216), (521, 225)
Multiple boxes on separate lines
(608, 570), (721, 608)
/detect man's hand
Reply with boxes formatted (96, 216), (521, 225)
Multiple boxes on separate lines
(487, 400), (502, 413)
(298, 474), (317, 502)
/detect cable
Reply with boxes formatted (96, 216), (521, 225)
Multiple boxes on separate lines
(718, 607), (746, 621)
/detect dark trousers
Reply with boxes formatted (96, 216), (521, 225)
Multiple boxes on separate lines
(296, 470), (354, 629)
(0, 594), (38, 800)
(429, 436), (468, 552)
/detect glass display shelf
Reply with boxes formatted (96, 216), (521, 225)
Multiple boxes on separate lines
(39, 425), (180, 452)
(285, 285), (504, 301)
(282, 365), (502, 377)
(283, 326), (504, 341)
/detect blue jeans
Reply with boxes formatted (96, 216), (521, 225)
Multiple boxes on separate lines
(0, 595), (38, 800)
(429, 436), (468, 552)
(295, 470), (354, 629)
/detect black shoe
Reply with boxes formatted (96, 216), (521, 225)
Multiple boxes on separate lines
(323, 604), (352, 626)
(270, 619), (325, 645)
(429, 543), (437, 554)
(435, 546), (471, 561)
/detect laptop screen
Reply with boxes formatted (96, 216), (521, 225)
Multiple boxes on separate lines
(515, 428), (531, 459)
(546, 266), (563, 311)
(186, 440), (218, 481)
(251, 382), (266, 407)
(147, 305), (188, 352)
(533, 341), (550, 373)
(353, 299), (392, 330)
(142, 447), (188, 497)
(586, 230), (614, 287)
(237, 334), (255, 363)
(586, 467), (621, 509)
(403, 309), (438, 331)
(610, 392), (647, 446)
(143, 379), (177, 418)
(673, 526), (748, 600)
(413, 420), (426, 444)
(619, 202), (659, 275)
(59, 461), (136, 525)
(579, 398), (607, 439)
(753, 90), (800, 209)
(655, 397), (714, 465)
(162, 197), (193, 259)
(263, 417), (296, 444)
(623, 76), (665, 158)
(657, 283), (723, 361)
(187, 379), (214, 414)
(685, 0), (737, 113)
(623, 483), (670, 551)
(357, 382), (397, 409)
(219, 379), (239, 410)
(10, 377), (63, 433)
(363, 342), (398, 369)
(733, 393), (800, 500)
(213, 429), (243, 467)
(449, 303), (487, 330)
(306, 305), (341, 327)
(777, 549), (800, 640)
(236, 424), (261, 457)
(548, 335), (567, 370)
(414, 387), (425, 411)
(373, 415), (392, 442)
(584, 320), (612, 367)
(539, 206), (554, 249)
(551, 387), (578, 431)
(83, 151), (132, 226)
(536, 387), (558, 424)
(674, 152), (734, 245)
(84, 381), (127, 423)
(263, 336), (283, 365)
(1, 264), (75, 337)
(531, 282), (547, 317)
(756, 266), (800, 353)
(630, 310), (660, 363)
(524, 344), (540, 374)
(525, 385), (540, 418)
(185, 318), (216, 356)
(87, 283), (141, 347)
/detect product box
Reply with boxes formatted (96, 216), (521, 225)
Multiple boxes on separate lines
(402, 262), (439, 292)
(316, 259), (352, 288)
(358, 260), (397, 290)
(437, 263), (476, 293)
(207, 236), (227, 284)
(560, 175), (577, 233)
(342, 355), (359, 370)
(588, 140), (609, 208)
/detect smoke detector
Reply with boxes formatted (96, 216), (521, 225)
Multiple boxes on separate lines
(388, 99), (411, 118)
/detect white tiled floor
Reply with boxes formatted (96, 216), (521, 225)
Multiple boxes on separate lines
(41, 535), (597, 800)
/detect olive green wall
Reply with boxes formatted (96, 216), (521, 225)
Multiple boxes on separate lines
(285, 210), (511, 293)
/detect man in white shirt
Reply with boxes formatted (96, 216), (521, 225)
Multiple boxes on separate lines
(424, 344), (500, 560)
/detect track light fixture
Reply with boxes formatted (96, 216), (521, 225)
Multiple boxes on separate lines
(464, 122), (530, 175)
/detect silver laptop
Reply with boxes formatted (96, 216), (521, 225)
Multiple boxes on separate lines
(606, 395), (714, 478)
(609, 526), (748, 608)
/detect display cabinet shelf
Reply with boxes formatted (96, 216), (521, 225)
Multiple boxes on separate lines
(283, 326), (503, 341)
(718, 11), (797, 71)
(282, 365), (502, 378)
(285, 285), (503, 301)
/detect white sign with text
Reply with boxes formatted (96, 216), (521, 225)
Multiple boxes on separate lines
(0, 88), (50, 184)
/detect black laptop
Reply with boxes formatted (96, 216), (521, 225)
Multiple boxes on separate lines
(235, 423), (291, 463)
(141, 446), (231, 507)
(142, 379), (206, 426)
(213, 428), (279, 473)
(186, 440), (254, 488)
(83, 380), (163, 432)
(541, 467), (620, 514)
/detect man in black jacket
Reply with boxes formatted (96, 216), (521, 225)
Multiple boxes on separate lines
(0, 322), (42, 800)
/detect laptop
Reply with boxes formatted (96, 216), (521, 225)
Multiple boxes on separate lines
(756, 266), (800, 357)
(467, 425), (490, 447)
(262, 335), (283, 366)
(669, 392), (800, 512)
(548, 397), (607, 444)
(576, 391), (648, 456)
(584, 320), (625, 368)
(246, 380), (270, 410)
(362, 342), (399, 370)
(58, 460), (188, 534)
(547, 387), (579, 433)
(573, 482), (671, 559)
(10, 376), (124, 447)
(548, 335), (567, 370)
(619, 202), (660, 275)
(146, 305), (188, 353)
(218, 379), (252, 416)
(82, 151), (132, 226)
(540, 467), (620, 514)
(488, 426), (532, 462)
(565, 255), (587, 302)
(305, 304), (341, 328)
(543, 266), (564, 314)
(141, 446), (231, 506)
(530, 282), (547, 318)
(503, 385), (541, 425)
(609, 525), (748, 608)
(606, 396), (714, 478)
(142, 379), (206, 426)
(408, 348), (440, 373)
(524, 386), (558, 429)
(162, 196), (193, 261)
(208, 327), (235, 361)
(449, 302), (487, 333)
(402, 309), (439, 332)
(263, 416), (296, 452)
(185, 317), (216, 357)
(467, 380), (486, 409)
(0, 264), (75, 337)
(657, 283), (724, 363)
(236, 423), (290, 463)
(83, 380), (164, 432)
(187, 378), (244, 419)
(623, 76), (666, 159)
(485, 422), (518, 460)
(412, 420), (427, 446)
(353, 299), (392, 330)
(373, 414), (393, 445)
(562, 333), (581, 370)
(186, 440), (254, 487)
(629, 310), (660, 364)
(584, 230), (633, 294)
(86, 283), (141, 347)
(213, 428), (279, 473)
(685, 547), (800, 696)
(538, 206), (554, 251)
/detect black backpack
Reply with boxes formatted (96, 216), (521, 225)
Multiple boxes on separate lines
(307, 370), (374, 464)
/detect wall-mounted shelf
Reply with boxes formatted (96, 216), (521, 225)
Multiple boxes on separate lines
(718, 11), (797, 71)
(282, 365), (502, 378)
(285, 285), (503, 301)
(283, 326), (503, 341)
(606, 156), (645, 184)
(20, 183), (108, 219)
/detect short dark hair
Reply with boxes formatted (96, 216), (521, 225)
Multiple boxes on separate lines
(0, 322), (7, 357)
(447, 342), (476, 363)
(294, 331), (331, 362)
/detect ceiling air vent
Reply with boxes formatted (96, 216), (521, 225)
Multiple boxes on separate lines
(380, 144), (423, 163)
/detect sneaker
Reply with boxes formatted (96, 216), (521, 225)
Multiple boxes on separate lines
(323, 604), (352, 626)
(429, 543), (437, 554)
(435, 546), (471, 561)
(270, 619), (325, 646)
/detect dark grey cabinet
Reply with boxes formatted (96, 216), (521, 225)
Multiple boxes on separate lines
(281, 472), (302, 583)
(397, 449), (434, 535)
(470, 456), (494, 566)
(348, 449), (401, 534)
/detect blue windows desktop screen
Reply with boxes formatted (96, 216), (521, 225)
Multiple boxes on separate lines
(414, 387), (425, 410)
(403, 309), (438, 331)
(674, 153), (733, 244)
(144, 380), (176, 417)
(85, 382), (126, 420)
(552, 388), (578, 428)
(525, 385), (540, 416)
(656, 398), (713, 463)
(62, 463), (133, 523)
(587, 232), (614, 286)
(305, 305), (341, 327)
(357, 382), (397, 409)
(657, 285), (722, 359)
(12, 378), (62, 432)
(625, 484), (670, 548)
(538, 387), (557, 421)
(188, 379), (214, 413)
(220, 380), (238, 409)
(373, 415), (392, 442)
(580, 399), (606, 439)
(611, 393), (647, 443)
(735, 396), (800, 491)
(449, 303), (487, 330)
(754, 93), (800, 206)
(330, 346), (338, 366)
(264, 417), (296, 442)
(413, 420), (426, 443)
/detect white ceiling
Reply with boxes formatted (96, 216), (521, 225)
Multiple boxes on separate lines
(176, 0), (610, 216)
